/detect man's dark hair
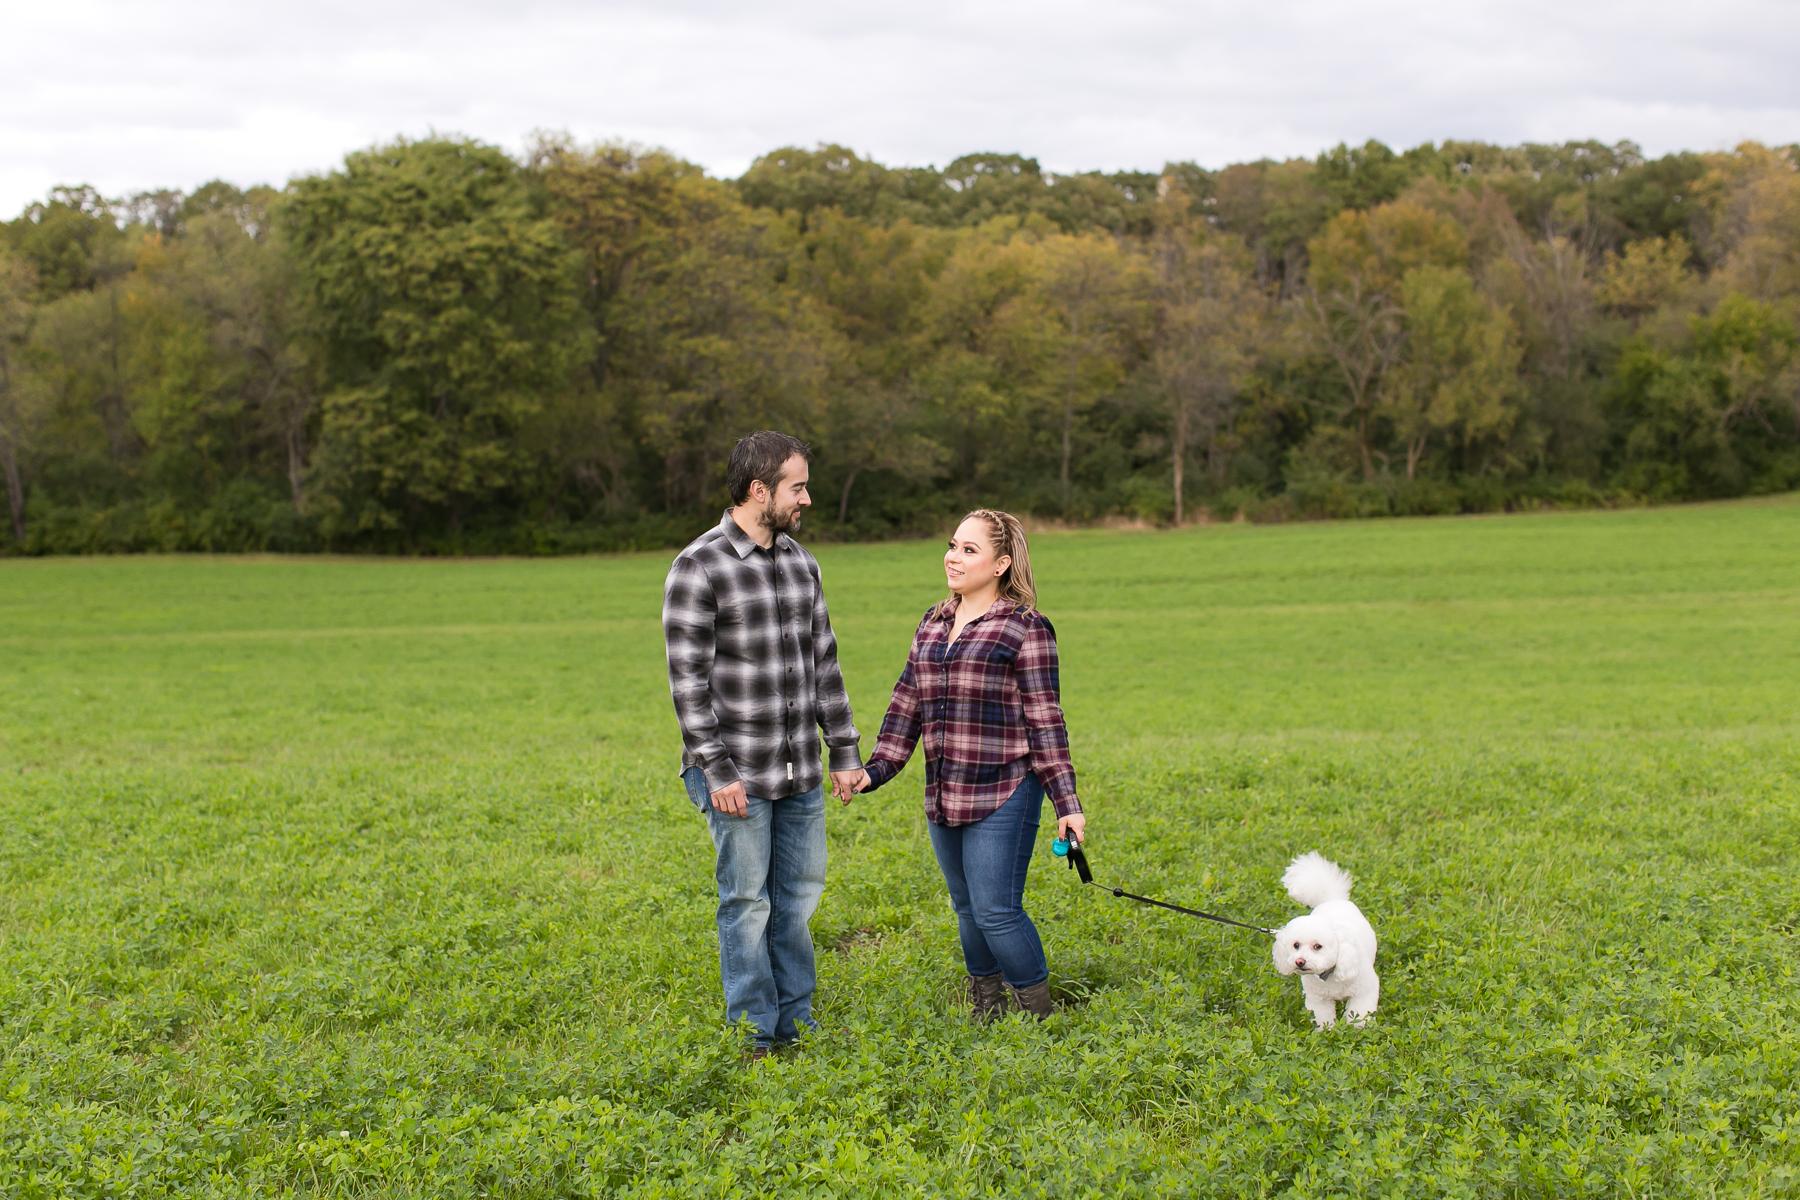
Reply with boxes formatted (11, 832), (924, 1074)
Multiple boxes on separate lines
(727, 431), (812, 505)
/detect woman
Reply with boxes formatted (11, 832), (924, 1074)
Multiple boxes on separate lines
(853, 509), (1086, 1021)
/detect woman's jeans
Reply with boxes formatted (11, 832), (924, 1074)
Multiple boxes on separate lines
(682, 767), (826, 1045)
(927, 773), (1050, 988)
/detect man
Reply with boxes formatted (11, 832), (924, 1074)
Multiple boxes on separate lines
(662, 431), (869, 1057)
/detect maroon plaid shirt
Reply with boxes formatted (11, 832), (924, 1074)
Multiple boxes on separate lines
(863, 598), (1080, 825)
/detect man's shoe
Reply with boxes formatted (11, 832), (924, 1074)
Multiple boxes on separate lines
(742, 1043), (772, 1065)
(1010, 980), (1053, 1020)
(967, 972), (1009, 1023)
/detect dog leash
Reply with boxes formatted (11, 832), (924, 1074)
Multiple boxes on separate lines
(1053, 832), (1275, 936)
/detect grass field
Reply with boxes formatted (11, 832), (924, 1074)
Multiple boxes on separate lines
(3, 499), (1799, 1198)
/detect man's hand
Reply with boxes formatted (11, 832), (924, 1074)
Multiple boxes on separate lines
(1056, 812), (1087, 845)
(710, 779), (749, 818)
(830, 769), (870, 806)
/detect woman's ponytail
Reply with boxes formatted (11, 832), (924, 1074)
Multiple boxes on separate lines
(963, 509), (1036, 611)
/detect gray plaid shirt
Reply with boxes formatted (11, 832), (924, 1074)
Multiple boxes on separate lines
(663, 512), (862, 798)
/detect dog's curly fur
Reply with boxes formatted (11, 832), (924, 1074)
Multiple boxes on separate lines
(1271, 852), (1379, 1028)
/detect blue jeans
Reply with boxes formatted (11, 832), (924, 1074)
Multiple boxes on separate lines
(927, 773), (1050, 988)
(682, 767), (826, 1045)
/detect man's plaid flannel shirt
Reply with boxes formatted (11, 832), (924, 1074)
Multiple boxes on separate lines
(862, 598), (1080, 825)
(662, 512), (862, 798)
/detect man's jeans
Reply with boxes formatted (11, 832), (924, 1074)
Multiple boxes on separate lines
(927, 772), (1050, 988)
(682, 767), (826, 1045)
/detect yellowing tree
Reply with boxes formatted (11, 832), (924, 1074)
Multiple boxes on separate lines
(1597, 235), (1696, 318)
(1384, 265), (1522, 479)
(1304, 197), (1471, 479)
(1308, 199), (1468, 298)
(1149, 185), (1269, 520)
(1697, 143), (1800, 304)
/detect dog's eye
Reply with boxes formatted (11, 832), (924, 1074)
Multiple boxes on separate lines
(1312, 943), (1322, 951)
(1292, 942), (1300, 949)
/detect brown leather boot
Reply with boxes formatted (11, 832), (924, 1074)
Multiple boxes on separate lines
(1010, 979), (1053, 1020)
(967, 972), (1009, 1023)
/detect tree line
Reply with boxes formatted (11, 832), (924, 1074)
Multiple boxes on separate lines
(0, 135), (1796, 554)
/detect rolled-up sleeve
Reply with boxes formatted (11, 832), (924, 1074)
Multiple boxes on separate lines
(662, 554), (738, 787)
(1016, 618), (1079, 817)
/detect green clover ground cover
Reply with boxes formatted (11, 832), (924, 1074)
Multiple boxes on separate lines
(2, 499), (1799, 1198)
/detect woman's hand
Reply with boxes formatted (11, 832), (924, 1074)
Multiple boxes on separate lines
(1056, 812), (1086, 845)
(830, 768), (870, 805)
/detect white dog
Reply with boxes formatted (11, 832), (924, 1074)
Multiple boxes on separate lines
(1271, 852), (1379, 1029)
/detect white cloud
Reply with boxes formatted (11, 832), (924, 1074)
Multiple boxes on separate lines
(1, 0), (1795, 215)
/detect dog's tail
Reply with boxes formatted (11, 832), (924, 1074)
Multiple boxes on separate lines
(1282, 852), (1353, 907)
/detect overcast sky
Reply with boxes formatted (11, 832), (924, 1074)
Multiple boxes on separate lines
(3, 0), (1797, 216)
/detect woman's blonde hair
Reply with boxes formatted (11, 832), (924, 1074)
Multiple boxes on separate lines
(952, 509), (1037, 611)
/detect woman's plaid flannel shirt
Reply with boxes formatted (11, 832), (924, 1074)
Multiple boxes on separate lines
(862, 598), (1080, 825)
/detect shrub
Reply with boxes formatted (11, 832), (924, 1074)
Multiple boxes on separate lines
(1390, 478), (1461, 516)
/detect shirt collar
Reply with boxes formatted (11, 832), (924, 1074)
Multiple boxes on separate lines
(718, 510), (790, 560)
(932, 596), (1020, 624)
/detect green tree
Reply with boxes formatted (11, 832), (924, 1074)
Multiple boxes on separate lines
(284, 137), (585, 543)
(1038, 232), (1148, 505)
(909, 223), (1050, 501)
(0, 248), (39, 542)
(1482, 190), (1605, 475)
(1610, 293), (1799, 496)
(3, 186), (131, 301)
(819, 381), (944, 524)
(1301, 278), (1406, 481)
(30, 245), (140, 472)
(9, 136), (1800, 552)
(735, 144), (925, 228)
(536, 138), (828, 515)
(789, 211), (950, 523)
(619, 212), (827, 512)
(531, 139), (713, 515)
(1313, 140), (1443, 213)
(132, 189), (318, 515)
(1207, 157), (1335, 295)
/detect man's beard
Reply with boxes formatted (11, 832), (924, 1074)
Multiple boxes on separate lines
(759, 498), (802, 535)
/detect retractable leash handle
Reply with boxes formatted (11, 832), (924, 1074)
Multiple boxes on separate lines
(1052, 829), (1093, 883)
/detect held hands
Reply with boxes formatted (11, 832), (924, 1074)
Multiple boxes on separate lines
(1056, 812), (1087, 845)
(712, 770), (868, 817)
(830, 769), (871, 806)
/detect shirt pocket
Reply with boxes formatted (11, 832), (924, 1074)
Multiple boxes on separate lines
(975, 637), (1018, 668)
